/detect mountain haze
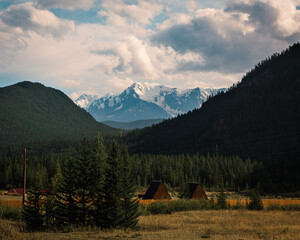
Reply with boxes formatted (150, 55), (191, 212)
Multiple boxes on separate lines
(0, 81), (119, 146)
(102, 119), (163, 130)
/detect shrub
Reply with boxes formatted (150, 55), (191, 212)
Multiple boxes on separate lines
(147, 201), (173, 215)
(145, 199), (215, 215)
(0, 204), (22, 221)
(266, 204), (281, 211)
(267, 204), (300, 211)
(217, 188), (227, 209)
(188, 199), (214, 210)
(282, 204), (300, 211)
(247, 190), (264, 210)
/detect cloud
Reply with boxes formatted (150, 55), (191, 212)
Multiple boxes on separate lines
(152, 0), (299, 73)
(0, 2), (75, 66)
(1, 0), (298, 97)
(94, 36), (159, 79)
(225, 0), (300, 40)
(0, 2), (75, 37)
(99, 0), (163, 26)
(34, 0), (96, 10)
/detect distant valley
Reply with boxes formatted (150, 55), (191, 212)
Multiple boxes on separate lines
(102, 119), (164, 130)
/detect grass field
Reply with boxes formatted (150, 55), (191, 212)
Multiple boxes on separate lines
(2, 196), (300, 208)
(1, 210), (300, 240)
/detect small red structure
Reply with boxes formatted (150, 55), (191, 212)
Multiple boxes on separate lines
(188, 182), (208, 200)
(143, 180), (171, 200)
(9, 188), (26, 195)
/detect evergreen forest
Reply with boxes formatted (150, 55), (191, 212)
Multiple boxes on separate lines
(1, 140), (264, 193)
(125, 42), (300, 192)
(22, 136), (140, 230)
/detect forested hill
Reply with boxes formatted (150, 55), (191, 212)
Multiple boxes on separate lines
(126, 43), (300, 190)
(0, 81), (119, 146)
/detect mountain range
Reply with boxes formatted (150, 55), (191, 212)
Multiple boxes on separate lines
(74, 83), (226, 122)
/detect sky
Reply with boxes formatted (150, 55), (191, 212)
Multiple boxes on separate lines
(0, 0), (299, 99)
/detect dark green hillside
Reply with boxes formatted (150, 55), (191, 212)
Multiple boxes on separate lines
(127, 43), (300, 191)
(0, 81), (119, 146)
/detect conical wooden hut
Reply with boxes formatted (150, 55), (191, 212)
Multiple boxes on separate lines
(143, 180), (171, 200)
(189, 182), (208, 200)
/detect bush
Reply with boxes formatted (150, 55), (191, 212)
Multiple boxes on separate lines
(247, 190), (264, 210)
(147, 201), (173, 215)
(266, 204), (281, 211)
(0, 204), (22, 221)
(145, 199), (215, 215)
(217, 188), (227, 209)
(267, 204), (300, 211)
(186, 199), (214, 210)
(282, 204), (300, 211)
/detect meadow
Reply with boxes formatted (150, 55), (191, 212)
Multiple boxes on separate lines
(1, 210), (300, 240)
(1, 192), (300, 239)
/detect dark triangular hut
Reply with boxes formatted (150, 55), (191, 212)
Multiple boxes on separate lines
(143, 180), (171, 200)
(189, 182), (208, 200)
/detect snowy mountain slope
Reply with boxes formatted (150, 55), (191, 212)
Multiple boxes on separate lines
(74, 94), (101, 109)
(74, 82), (226, 122)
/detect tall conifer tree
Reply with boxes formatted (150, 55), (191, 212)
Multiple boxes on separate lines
(55, 153), (78, 227)
(45, 162), (62, 229)
(74, 137), (93, 225)
(23, 188), (45, 230)
(119, 146), (140, 229)
(101, 140), (123, 228)
(91, 133), (107, 227)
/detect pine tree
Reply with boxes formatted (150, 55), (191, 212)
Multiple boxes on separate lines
(45, 162), (62, 229)
(74, 137), (93, 226)
(248, 189), (264, 210)
(101, 140), (123, 228)
(55, 153), (78, 227)
(22, 188), (45, 230)
(91, 133), (107, 227)
(217, 187), (227, 209)
(119, 146), (140, 229)
(179, 180), (189, 199)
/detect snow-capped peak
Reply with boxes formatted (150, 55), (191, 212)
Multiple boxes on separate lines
(73, 82), (226, 122)
(74, 94), (100, 109)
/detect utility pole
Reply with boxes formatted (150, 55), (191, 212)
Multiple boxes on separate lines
(23, 148), (26, 206)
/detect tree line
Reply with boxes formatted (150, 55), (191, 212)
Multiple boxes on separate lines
(131, 152), (263, 192)
(0, 141), (264, 193)
(22, 136), (139, 230)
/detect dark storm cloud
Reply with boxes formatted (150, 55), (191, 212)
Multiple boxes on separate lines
(225, 1), (282, 39)
(152, 17), (280, 73)
(152, 1), (297, 74)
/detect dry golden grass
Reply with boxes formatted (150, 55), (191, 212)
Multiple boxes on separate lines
(0, 199), (23, 208)
(139, 198), (300, 207)
(227, 199), (300, 207)
(2, 210), (299, 240)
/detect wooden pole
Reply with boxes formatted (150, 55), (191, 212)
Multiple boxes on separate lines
(23, 148), (26, 206)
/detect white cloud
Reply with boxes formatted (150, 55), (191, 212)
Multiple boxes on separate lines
(34, 0), (96, 10)
(100, 0), (163, 26)
(0, 2), (75, 66)
(1, 0), (299, 96)
(0, 2), (75, 37)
